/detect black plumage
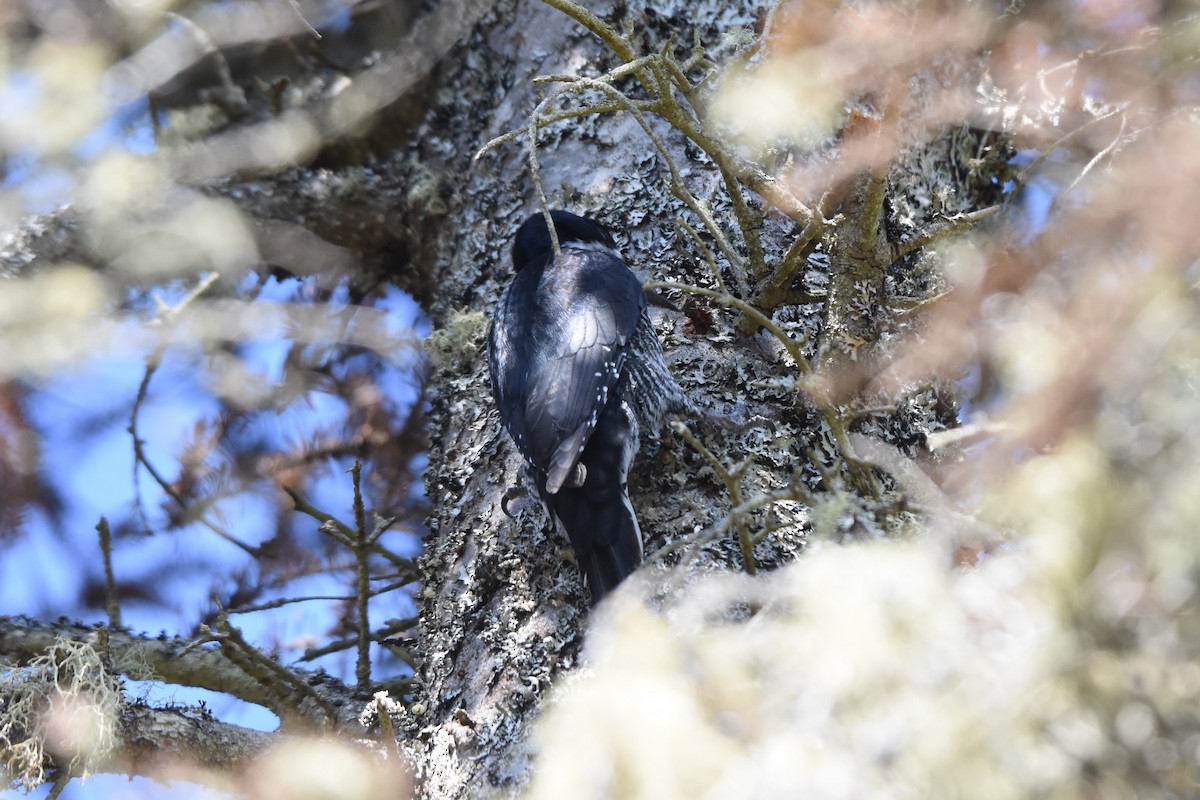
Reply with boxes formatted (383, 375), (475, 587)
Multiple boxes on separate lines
(487, 210), (682, 604)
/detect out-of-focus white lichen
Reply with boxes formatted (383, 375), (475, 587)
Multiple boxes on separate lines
(1, 639), (121, 790)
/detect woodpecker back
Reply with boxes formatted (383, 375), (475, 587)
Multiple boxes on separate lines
(487, 210), (681, 604)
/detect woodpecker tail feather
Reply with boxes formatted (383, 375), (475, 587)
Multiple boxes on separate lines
(539, 400), (642, 605)
(544, 481), (642, 604)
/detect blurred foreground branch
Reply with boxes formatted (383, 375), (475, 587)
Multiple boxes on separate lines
(0, 617), (365, 732)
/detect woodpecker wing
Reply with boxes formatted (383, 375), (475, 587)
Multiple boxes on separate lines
(489, 247), (646, 494)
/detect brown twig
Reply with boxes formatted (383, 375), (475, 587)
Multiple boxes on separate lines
(96, 517), (121, 628)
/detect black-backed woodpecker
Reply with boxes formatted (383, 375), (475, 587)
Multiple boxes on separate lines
(487, 210), (684, 604)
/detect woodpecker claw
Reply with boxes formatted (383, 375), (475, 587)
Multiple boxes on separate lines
(565, 463), (587, 487)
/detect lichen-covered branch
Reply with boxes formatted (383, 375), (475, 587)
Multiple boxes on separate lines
(117, 705), (276, 779)
(0, 617), (364, 732)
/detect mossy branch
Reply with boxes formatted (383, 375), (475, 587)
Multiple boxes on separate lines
(671, 421), (757, 575)
(539, 0), (637, 63)
(536, 0), (814, 228)
(891, 205), (1001, 261)
(741, 212), (835, 333)
(646, 280), (809, 370)
(675, 217), (727, 294)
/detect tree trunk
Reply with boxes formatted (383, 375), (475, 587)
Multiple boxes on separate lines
(0, 0), (1011, 793)
(401, 2), (996, 795)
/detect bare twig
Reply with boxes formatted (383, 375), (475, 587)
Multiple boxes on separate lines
(128, 274), (261, 556)
(1005, 107), (1124, 205)
(532, 0), (815, 240)
(675, 217), (727, 294)
(300, 617), (419, 662)
(96, 517), (121, 629)
(539, 0), (637, 63)
(227, 579), (410, 615)
(350, 461), (372, 693)
(287, 488), (415, 573)
(474, 99), (657, 160)
(532, 74), (749, 276)
(891, 205), (1001, 261)
(650, 482), (814, 565)
(647, 280), (810, 370)
(214, 612), (338, 727)
(1065, 112), (1128, 195)
(671, 422), (756, 574)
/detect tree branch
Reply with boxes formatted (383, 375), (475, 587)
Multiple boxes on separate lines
(891, 205), (1001, 261)
(118, 704), (275, 778)
(0, 616), (366, 732)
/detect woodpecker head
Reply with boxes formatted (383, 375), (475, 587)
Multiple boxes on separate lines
(512, 210), (618, 271)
